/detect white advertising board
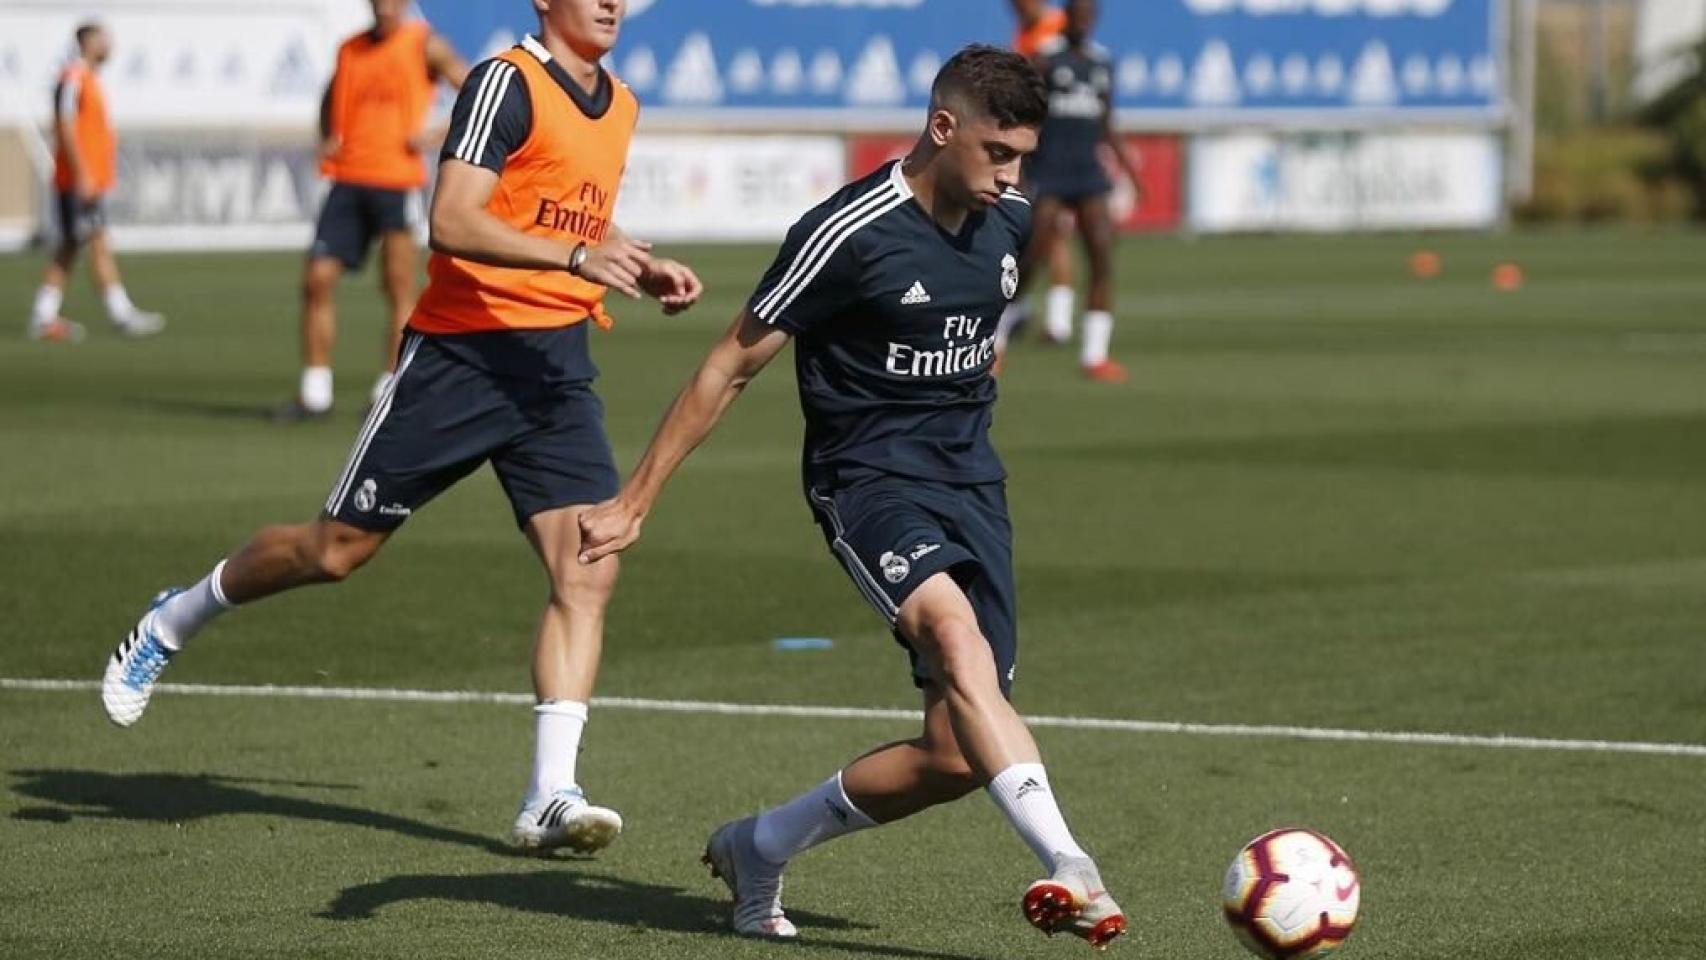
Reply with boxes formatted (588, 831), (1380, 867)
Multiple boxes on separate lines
(1189, 131), (1504, 232)
(613, 135), (845, 242)
(79, 133), (844, 252)
(0, 0), (371, 129)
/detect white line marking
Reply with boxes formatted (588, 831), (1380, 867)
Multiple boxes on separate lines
(6, 677), (1704, 758)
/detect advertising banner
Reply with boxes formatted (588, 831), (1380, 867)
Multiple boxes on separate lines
(1188, 131), (1503, 232)
(421, 0), (1503, 126)
(613, 135), (846, 241)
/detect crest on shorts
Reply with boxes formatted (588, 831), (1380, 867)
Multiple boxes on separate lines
(879, 550), (911, 584)
(353, 478), (377, 513)
(1001, 254), (1019, 301)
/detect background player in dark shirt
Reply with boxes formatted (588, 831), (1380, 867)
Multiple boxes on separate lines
(1002, 0), (1141, 383)
(579, 46), (1127, 950)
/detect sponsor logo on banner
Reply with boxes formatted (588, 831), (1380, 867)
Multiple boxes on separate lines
(1188, 131), (1503, 232)
(613, 135), (845, 242)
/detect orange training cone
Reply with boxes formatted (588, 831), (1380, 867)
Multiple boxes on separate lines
(1409, 250), (1441, 279)
(1492, 263), (1524, 291)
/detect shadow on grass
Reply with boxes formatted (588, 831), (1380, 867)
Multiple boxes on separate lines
(125, 397), (287, 422)
(323, 869), (996, 960)
(9, 769), (510, 855)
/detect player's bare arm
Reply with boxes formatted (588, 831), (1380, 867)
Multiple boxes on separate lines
(55, 104), (90, 200)
(408, 34), (471, 153)
(1101, 96), (1141, 192)
(316, 76), (340, 162)
(430, 159), (653, 296)
(577, 310), (790, 563)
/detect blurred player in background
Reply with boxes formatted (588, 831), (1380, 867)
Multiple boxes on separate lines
(579, 45), (1126, 950)
(103, 0), (702, 857)
(1001, 0), (1139, 382)
(1004, 0), (1076, 347)
(274, 0), (468, 421)
(25, 23), (164, 343)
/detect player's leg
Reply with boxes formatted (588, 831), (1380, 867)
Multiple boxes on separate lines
(28, 194), (86, 342)
(1044, 207), (1078, 343)
(370, 189), (418, 405)
(898, 572), (1125, 947)
(100, 517), (391, 727)
(494, 381), (625, 854)
(279, 185), (362, 421)
(374, 227), (418, 405)
(1075, 193), (1127, 383)
(703, 691), (965, 940)
(102, 332), (482, 726)
(85, 208), (164, 336)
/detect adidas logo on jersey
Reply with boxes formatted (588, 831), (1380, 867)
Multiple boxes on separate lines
(900, 281), (932, 305)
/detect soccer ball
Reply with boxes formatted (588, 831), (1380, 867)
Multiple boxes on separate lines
(1222, 828), (1360, 958)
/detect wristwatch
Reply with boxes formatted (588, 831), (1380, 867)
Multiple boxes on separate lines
(567, 243), (589, 277)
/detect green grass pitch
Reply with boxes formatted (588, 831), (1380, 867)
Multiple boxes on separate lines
(2, 230), (1704, 959)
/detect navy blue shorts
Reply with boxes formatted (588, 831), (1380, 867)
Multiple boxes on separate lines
(310, 182), (414, 270)
(807, 472), (1018, 696)
(323, 331), (619, 532)
(56, 192), (106, 245)
(1028, 161), (1112, 203)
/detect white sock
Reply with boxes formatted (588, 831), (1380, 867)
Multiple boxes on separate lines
(151, 560), (237, 651)
(996, 302), (1029, 352)
(31, 285), (64, 326)
(527, 700), (588, 805)
(103, 284), (136, 322)
(1046, 285), (1074, 341)
(1082, 310), (1114, 367)
(370, 371), (395, 405)
(986, 763), (1089, 872)
(753, 771), (877, 865)
(300, 366), (334, 413)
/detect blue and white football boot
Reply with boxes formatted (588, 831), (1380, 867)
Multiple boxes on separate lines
(101, 589), (183, 727)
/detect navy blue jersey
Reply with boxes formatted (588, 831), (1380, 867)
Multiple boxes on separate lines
(1032, 38), (1112, 178)
(749, 161), (1032, 488)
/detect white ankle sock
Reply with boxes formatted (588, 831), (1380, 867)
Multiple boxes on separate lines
(103, 284), (136, 322)
(987, 763), (1089, 872)
(1082, 311), (1114, 367)
(31, 285), (64, 326)
(152, 560), (237, 651)
(996, 301), (1028, 352)
(1046, 285), (1075, 341)
(300, 366), (334, 413)
(370, 371), (395, 405)
(753, 771), (877, 865)
(527, 700), (588, 804)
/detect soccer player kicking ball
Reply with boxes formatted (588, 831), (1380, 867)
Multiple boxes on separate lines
(579, 45), (1126, 949)
(102, 0), (701, 856)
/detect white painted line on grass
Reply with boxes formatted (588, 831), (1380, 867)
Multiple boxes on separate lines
(5, 677), (1704, 759)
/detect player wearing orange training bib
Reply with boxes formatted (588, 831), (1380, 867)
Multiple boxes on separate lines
(102, 0), (703, 860)
(25, 22), (164, 343)
(276, 0), (468, 422)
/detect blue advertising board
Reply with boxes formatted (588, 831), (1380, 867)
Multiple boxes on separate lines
(418, 0), (1502, 125)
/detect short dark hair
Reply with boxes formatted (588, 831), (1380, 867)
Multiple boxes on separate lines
(931, 44), (1047, 130)
(74, 22), (103, 49)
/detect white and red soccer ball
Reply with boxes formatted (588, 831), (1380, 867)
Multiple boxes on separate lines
(1222, 828), (1361, 958)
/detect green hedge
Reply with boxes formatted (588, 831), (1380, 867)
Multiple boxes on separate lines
(1515, 128), (1696, 223)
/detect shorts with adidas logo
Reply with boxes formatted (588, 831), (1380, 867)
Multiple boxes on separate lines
(807, 468), (1018, 696)
(323, 327), (618, 532)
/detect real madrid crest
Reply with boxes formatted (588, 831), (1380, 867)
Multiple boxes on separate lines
(1001, 253), (1019, 301)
